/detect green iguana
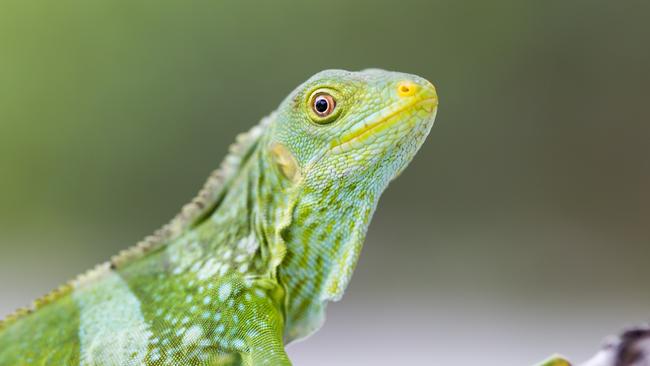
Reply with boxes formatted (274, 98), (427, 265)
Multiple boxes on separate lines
(0, 69), (439, 365)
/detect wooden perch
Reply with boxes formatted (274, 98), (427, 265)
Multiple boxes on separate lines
(537, 326), (650, 366)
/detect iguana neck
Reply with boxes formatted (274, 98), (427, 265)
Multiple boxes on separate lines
(195, 141), (292, 277)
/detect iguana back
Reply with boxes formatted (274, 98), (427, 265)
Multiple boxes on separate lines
(0, 113), (270, 365)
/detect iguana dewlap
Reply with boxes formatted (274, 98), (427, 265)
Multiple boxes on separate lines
(0, 69), (438, 365)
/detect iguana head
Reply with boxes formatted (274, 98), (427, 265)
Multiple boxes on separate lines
(263, 69), (438, 340)
(268, 68), (438, 186)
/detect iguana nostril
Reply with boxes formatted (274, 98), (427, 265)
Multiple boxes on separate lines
(397, 82), (417, 97)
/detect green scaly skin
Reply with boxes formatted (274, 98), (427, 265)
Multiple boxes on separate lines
(0, 69), (438, 365)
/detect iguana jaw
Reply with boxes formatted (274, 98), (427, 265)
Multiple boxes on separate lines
(329, 85), (438, 154)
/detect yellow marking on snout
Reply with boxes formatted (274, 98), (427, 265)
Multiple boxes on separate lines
(331, 97), (437, 151)
(397, 81), (418, 97)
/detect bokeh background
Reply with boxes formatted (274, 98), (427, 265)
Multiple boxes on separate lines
(1, 1), (649, 364)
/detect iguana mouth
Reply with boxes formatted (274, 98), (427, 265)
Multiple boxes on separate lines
(330, 97), (437, 154)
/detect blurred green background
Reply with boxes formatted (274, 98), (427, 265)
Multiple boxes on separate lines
(1, 0), (649, 364)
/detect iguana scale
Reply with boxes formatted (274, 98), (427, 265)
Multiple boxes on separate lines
(0, 69), (439, 365)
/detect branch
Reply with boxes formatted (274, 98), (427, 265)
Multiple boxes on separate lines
(537, 326), (650, 366)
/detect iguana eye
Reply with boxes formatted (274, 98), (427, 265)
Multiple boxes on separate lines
(312, 93), (336, 118)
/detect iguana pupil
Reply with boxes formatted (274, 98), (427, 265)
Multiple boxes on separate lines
(315, 97), (328, 112)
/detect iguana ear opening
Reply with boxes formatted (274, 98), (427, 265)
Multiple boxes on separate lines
(270, 142), (301, 183)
